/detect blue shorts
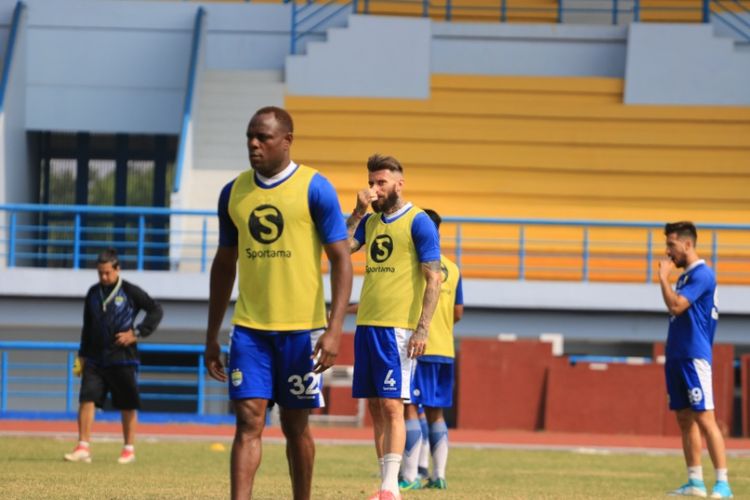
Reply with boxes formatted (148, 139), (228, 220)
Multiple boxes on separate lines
(353, 325), (413, 399)
(665, 358), (714, 411)
(228, 325), (325, 409)
(411, 358), (454, 408)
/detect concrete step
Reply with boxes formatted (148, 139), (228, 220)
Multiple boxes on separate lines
(194, 69), (285, 170)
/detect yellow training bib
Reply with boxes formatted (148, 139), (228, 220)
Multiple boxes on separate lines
(357, 206), (426, 330)
(228, 165), (326, 330)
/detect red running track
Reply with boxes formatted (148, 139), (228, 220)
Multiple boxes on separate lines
(3, 419), (750, 455)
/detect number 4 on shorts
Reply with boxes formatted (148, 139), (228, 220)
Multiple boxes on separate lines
(383, 369), (396, 387)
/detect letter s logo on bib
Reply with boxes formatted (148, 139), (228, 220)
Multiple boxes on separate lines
(249, 205), (284, 244)
(370, 235), (394, 263)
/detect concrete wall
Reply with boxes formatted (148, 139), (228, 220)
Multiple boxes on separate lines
(1, 268), (749, 349)
(205, 3), (338, 71)
(625, 23), (750, 105)
(1, 1), (29, 207)
(286, 15), (431, 98)
(21, 0), (333, 134)
(432, 22), (628, 77)
(25, 0), (196, 134)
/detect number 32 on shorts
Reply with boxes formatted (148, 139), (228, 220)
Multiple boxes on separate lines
(288, 372), (321, 397)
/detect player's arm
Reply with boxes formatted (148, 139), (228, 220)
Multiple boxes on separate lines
(308, 173), (354, 373)
(205, 245), (237, 382)
(454, 305), (464, 323)
(454, 275), (464, 323)
(408, 212), (442, 358)
(346, 188), (376, 253)
(410, 260), (442, 358)
(204, 181), (238, 382)
(658, 257), (691, 316)
(314, 239), (353, 373)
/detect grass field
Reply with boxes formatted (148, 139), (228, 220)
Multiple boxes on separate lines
(2, 436), (749, 499)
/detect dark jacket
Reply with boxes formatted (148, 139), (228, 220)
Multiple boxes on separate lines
(79, 279), (163, 366)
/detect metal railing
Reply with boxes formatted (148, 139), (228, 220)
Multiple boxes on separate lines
(711, 0), (750, 41)
(0, 340), (364, 425)
(0, 203), (215, 273)
(288, 0), (750, 54)
(289, 0), (355, 54)
(2, 203), (750, 283)
(0, 341), (227, 416)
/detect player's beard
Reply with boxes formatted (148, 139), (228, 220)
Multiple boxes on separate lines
(372, 189), (399, 214)
(674, 255), (687, 268)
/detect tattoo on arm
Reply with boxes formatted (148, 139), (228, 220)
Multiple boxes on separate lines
(346, 213), (364, 253)
(415, 260), (442, 338)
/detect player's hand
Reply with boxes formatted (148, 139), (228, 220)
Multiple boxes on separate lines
(73, 356), (84, 377)
(115, 329), (137, 346)
(355, 188), (377, 215)
(311, 329), (339, 374)
(408, 326), (428, 359)
(658, 256), (674, 281)
(205, 340), (227, 382)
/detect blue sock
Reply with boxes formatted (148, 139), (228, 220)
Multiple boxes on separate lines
(428, 420), (448, 449)
(405, 418), (422, 455)
(419, 416), (429, 443)
(401, 418), (423, 482)
(418, 416), (430, 475)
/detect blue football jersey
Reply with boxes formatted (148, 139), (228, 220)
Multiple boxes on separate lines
(665, 260), (718, 362)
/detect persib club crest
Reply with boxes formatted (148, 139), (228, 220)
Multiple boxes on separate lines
(249, 205), (284, 244)
(231, 369), (243, 387)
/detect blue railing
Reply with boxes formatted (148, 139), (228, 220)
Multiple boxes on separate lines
(0, 1), (25, 113)
(2, 203), (750, 283)
(443, 216), (750, 282)
(288, 0), (750, 53)
(0, 341), (228, 416)
(1, 203), (215, 272)
(173, 7), (205, 194)
(289, 0), (355, 55)
(711, 0), (750, 41)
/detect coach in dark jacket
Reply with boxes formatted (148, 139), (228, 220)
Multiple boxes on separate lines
(64, 248), (163, 465)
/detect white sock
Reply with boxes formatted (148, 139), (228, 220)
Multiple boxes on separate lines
(716, 468), (728, 482)
(78, 441), (89, 449)
(687, 465), (703, 481)
(418, 428), (430, 473)
(429, 420), (449, 480)
(123, 444), (134, 453)
(382, 453), (402, 493)
(378, 457), (385, 479)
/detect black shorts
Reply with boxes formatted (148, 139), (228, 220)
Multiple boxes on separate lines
(80, 363), (140, 410)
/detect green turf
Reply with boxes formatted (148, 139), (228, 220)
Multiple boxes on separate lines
(1, 436), (748, 499)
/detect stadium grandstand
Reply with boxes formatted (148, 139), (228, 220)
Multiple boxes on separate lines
(0, 0), (749, 442)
